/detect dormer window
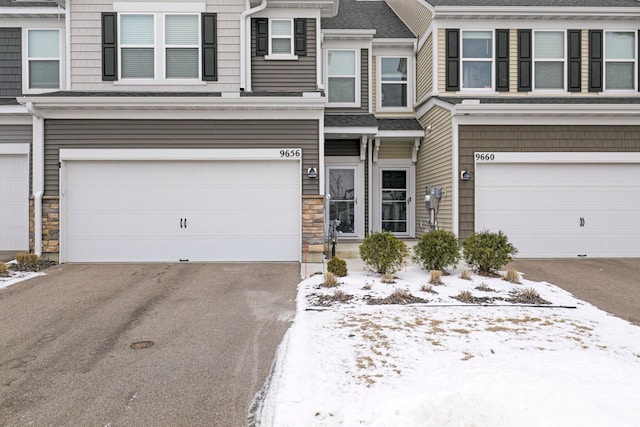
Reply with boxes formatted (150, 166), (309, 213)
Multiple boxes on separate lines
(462, 30), (493, 90)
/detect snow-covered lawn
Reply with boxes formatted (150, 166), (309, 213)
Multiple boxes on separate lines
(256, 266), (640, 427)
(0, 266), (45, 291)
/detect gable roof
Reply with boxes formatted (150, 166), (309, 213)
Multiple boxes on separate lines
(426, 0), (640, 7)
(322, 0), (416, 38)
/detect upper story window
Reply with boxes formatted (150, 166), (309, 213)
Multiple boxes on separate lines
(462, 30), (493, 90)
(26, 29), (60, 90)
(605, 31), (636, 90)
(378, 57), (410, 111)
(270, 19), (293, 55)
(118, 13), (200, 80)
(534, 31), (565, 90)
(327, 50), (359, 106)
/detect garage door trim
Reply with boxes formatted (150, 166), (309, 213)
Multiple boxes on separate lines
(474, 152), (640, 165)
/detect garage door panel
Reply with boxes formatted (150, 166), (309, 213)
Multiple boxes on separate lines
(63, 159), (300, 262)
(476, 162), (640, 258)
(0, 154), (29, 251)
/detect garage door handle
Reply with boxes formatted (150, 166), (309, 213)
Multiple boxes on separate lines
(580, 217), (585, 227)
(180, 218), (183, 229)
(184, 218), (187, 229)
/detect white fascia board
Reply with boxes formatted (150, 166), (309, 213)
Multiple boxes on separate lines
(416, 96), (454, 119)
(0, 7), (64, 17)
(60, 148), (303, 162)
(253, 8), (321, 19)
(375, 130), (425, 138)
(0, 143), (30, 155)
(324, 126), (378, 135)
(0, 105), (29, 115)
(113, 2), (205, 12)
(433, 6), (640, 19)
(267, 0), (338, 17)
(372, 38), (416, 48)
(475, 152), (640, 164)
(454, 103), (640, 120)
(322, 29), (376, 41)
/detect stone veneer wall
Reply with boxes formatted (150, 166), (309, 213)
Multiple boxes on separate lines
(302, 195), (325, 261)
(29, 196), (59, 255)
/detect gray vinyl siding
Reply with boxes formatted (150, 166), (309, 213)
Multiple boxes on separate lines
(325, 139), (359, 156)
(0, 28), (22, 97)
(458, 125), (640, 240)
(1, 124), (33, 193)
(327, 49), (369, 113)
(417, 106), (453, 236)
(44, 119), (319, 195)
(251, 18), (317, 92)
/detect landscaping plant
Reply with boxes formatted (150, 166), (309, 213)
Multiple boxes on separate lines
(462, 230), (518, 276)
(327, 257), (347, 277)
(412, 229), (460, 272)
(0, 262), (8, 277)
(359, 231), (408, 275)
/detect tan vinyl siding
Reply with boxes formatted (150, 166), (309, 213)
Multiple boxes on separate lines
(327, 49), (369, 113)
(251, 19), (317, 92)
(70, 0), (242, 91)
(384, 0), (430, 37)
(458, 125), (640, 240)
(378, 140), (411, 159)
(416, 106), (452, 235)
(44, 119), (319, 195)
(509, 29), (518, 93)
(416, 33), (432, 100)
(437, 28), (446, 94)
(581, 29), (589, 93)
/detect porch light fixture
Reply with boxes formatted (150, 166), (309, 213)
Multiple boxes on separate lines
(307, 167), (318, 179)
(460, 170), (472, 180)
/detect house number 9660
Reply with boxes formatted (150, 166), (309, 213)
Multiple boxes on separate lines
(475, 153), (495, 161)
(280, 149), (301, 158)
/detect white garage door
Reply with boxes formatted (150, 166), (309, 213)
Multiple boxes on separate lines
(476, 154), (640, 258)
(61, 151), (301, 262)
(0, 145), (29, 251)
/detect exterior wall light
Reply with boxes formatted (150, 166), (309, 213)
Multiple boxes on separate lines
(307, 167), (318, 179)
(460, 170), (472, 180)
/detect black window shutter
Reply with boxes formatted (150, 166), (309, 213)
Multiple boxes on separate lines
(255, 18), (268, 56)
(202, 13), (217, 81)
(102, 12), (117, 81)
(588, 30), (603, 92)
(294, 18), (306, 56)
(517, 29), (531, 91)
(568, 30), (581, 92)
(445, 29), (459, 91)
(496, 29), (509, 92)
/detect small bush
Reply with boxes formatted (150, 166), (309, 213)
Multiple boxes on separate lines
(16, 253), (39, 268)
(380, 273), (395, 284)
(503, 269), (521, 284)
(327, 257), (347, 277)
(429, 270), (443, 285)
(475, 282), (495, 292)
(331, 290), (351, 303)
(462, 230), (518, 275)
(455, 290), (473, 303)
(0, 262), (9, 277)
(460, 270), (473, 281)
(412, 230), (460, 272)
(520, 287), (540, 301)
(420, 284), (437, 294)
(322, 271), (339, 288)
(359, 231), (408, 275)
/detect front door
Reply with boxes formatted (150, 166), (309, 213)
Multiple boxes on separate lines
(380, 169), (410, 236)
(327, 166), (358, 236)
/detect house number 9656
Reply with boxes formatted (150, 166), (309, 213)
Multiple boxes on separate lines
(475, 153), (495, 161)
(280, 149), (301, 158)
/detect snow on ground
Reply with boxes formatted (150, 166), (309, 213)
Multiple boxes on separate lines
(257, 265), (640, 427)
(0, 266), (45, 291)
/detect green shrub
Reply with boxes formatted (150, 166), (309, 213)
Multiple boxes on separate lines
(0, 262), (8, 277)
(412, 230), (460, 272)
(359, 231), (408, 275)
(16, 253), (39, 268)
(327, 257), (347, 277)
(462, 230), (518, 275)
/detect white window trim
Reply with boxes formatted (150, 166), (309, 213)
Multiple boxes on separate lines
(264, 18), (298, 61)
(376, 55), (413, 113)
(325, 158), (365, 239)
(117, 12), (202, 83)
(532, 30), (567, 92)
(22, 28), (63, 94)
(460, 29), (494, 92)
(325, 49), (361, 108)
(603, 30), (637, 93)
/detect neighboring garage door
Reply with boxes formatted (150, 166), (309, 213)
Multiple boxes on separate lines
(0, 144), (29, 251)
(475, 153), (640, 258)
(60, 149), (301, 262)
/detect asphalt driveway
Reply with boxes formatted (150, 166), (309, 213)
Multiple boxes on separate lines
(509, 259), (640, 326)
(0, 263), (299, 426)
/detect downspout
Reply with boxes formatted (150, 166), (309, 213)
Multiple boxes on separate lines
(26, 102), (44, 257)
(240, 0), (267, 91)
